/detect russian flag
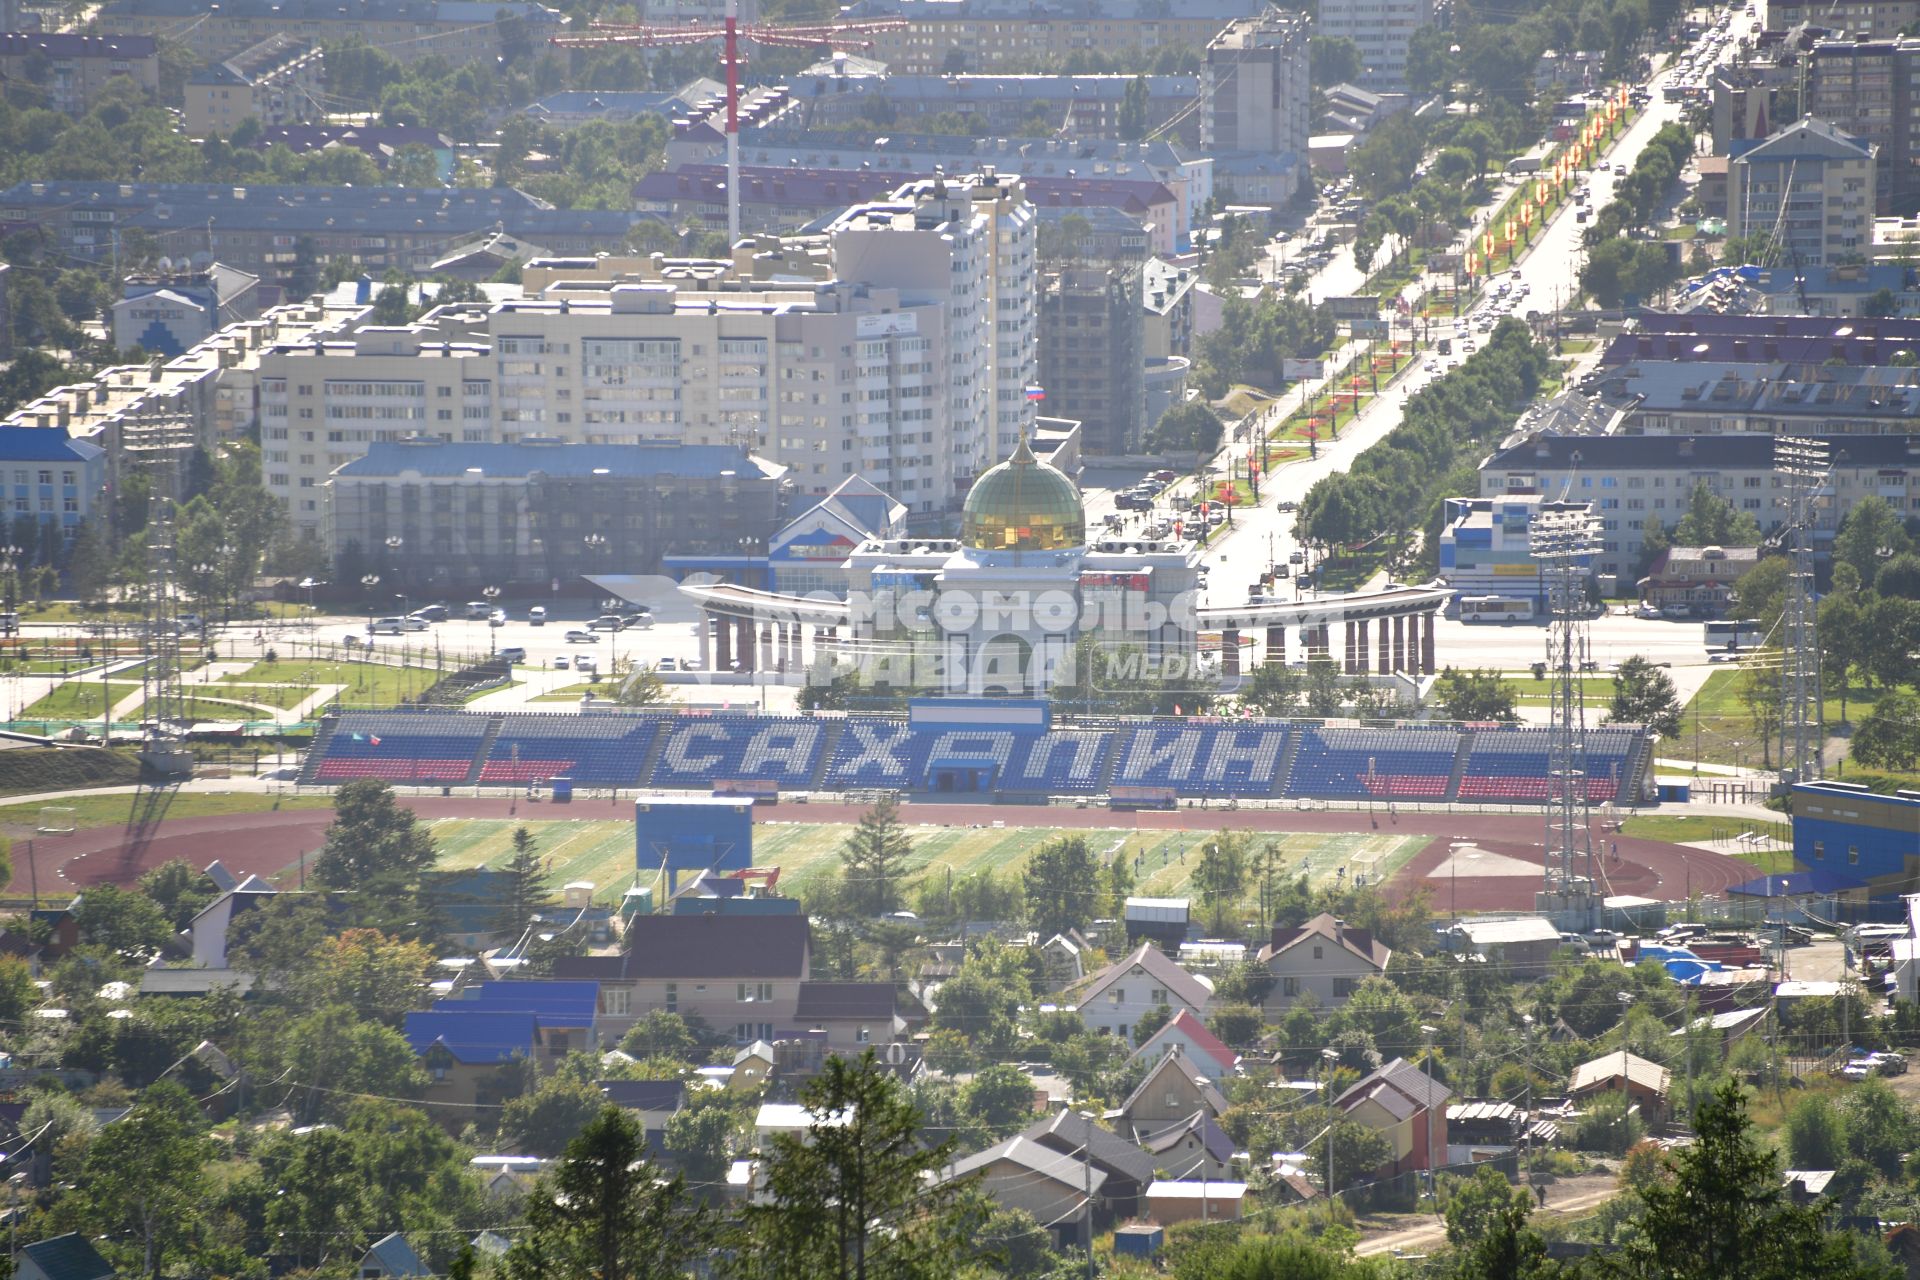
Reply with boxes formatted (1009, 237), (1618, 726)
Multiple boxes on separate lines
(1025, 385), (1046, 402)
(369, 735), (381, 747)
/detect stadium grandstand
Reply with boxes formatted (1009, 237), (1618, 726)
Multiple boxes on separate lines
(300, 709), (1655, 806)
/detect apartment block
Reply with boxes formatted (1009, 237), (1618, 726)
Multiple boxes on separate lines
(1805, 37), (1920, 215)
(94, 0), (563, 67)
(1316, 0), (1435, 91)
(846, 0), (1263, 74)
(1479, 433), (1920, 579)
(1763, 0), (1920, 38)
(185, 35), (324, 137)
(1037, 264), (1145, 457)
(1202, 9), (1311, 180)
(1589, 359), (1920, 435)
(1728, 117), (1877, 267)
(0, 32), (158, 114)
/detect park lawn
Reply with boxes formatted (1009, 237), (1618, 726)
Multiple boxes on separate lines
(202, 683), (319, 711)
(1620, 814), (1793, 848)
(20, 680), (141, 721)
(1501, 675), (1621, 706)
(218, 659), (442, 707)
(0, 790), (328, 832)
(1734, 847), (1798, 874)
(531, 681), (615, 703)
(426, 817), (1426, 910)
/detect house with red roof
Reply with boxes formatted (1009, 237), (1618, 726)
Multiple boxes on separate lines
(1128, 1009), (1240, 1080)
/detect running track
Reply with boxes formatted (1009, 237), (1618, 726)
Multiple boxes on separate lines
(20, 793), (1756, 911)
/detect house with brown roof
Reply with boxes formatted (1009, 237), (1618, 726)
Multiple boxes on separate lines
(1257, 914), (1392, 1012)
(1020, 1110), (1157, 1223)
(1138, 1110), (1235, 1180)
(1109, 1048), (1228, 1140)
(1568, 1051), (1671, 1126)
(939, 1138), (1103, 1251)
(1334, 1057), (1452, 1176)
(1074, 943), (1214, 1045)
(552, 914), (810, 1044)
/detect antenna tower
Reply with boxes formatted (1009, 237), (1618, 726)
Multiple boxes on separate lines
(133, 416), (195, 778)
(1776, 435), (1829, 790)
(1531, 507), (1602, 932)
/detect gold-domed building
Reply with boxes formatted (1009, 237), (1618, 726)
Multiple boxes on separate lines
(960, 436), (1086, 553)
(842, 436), (1203, 697)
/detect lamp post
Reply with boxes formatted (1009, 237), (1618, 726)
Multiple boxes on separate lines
(384, 535), (405, 616)
(483, 585), (501, 655)
(602, 596), (625, 677)
(216, 542), (234, 627)
(0, 545), (19, 645)
(360, 572), (380, 637)
(1322, 1046), (1341, 1228)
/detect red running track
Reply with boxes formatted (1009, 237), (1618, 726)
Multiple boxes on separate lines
(22, 794), (1756, 913)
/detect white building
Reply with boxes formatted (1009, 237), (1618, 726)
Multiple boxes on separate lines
(1074, 942), (1215, 1045)
(1316, 0), (1434, 91)
(1202, 10), (1311, 167)
(1729, 117), (1877, 268)
(1437, 496), (1595, 607)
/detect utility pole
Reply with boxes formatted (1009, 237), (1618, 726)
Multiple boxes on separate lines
(1776, 436), (1829, 791)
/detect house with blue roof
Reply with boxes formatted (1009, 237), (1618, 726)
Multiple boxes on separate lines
(0, 428), (107, 543)
(441, 979), (602, 1055)
(405, 1008), (544, 1117)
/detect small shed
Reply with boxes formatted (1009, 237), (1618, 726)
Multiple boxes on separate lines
(358, 1233), (429, 1280)
(1124, 898), (1191, 948)
(1568, 1051), (1671, 1126)
(1143, 1179), (1247, 1225)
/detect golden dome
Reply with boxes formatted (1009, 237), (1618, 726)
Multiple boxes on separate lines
(960, 436), (1086, 552)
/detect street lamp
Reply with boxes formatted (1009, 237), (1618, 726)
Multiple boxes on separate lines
(384, 536), (405, 615)
(360, 573), (380, 637)
(1322, 1046), (1342, 1228)
(483, 585), (501, 654)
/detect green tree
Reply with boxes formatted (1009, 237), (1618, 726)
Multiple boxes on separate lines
(505, 1106), (716, 1280)
(1237, 659), (1302, 715)
(1853, 691), (1920, 771)
(1672, 480), (1761, 546)
(391, 143), (441, 187)
(619, 1009), (702, 1059)
(1149, 400), (1226, 457)
(72, 1081), (212, 1280)
(931, 938), (1031, 1053)
(295, 927), (434, 1025)
(838, 796), (913, 918)
(136, 858), (217, 932)
(1783, 1092), (1848, 1171)
(262, 1126), (370, 1269)
(1864, 595), (1920, 690)
(664, 1100), (737, 1188)
(1820, 588), (1868, 722)
(64, 517), (112, 606)
(501, 1055), (614, 1157)
(1194, 829), (1251, 932)
(0, 953), (37, 1026)
(1732, 556), (1788, 629)
(1310, 34), (1363, 87)
(1624, 1080), (1897, 1280)
(73, 882), (173, 958)
(742, 1050), (984, 1280)
(614, 660), (670, 706)
(1118, 74), (1150, 140)
(1607, 655), (1683, 738)
(963, 1064), (1037, 1136)
(1305, 655), (1345, 716)
(1430, 667), (1517, 722)
(279, 1003), (427, 1124)
(1022, 835), (1100, 936)
(1443, 1163), (1532, 1247)
(311, 779), (439, 932)
(1875, 551), (1920, 599)
(497, 825), (554, 934)
(1320, 1116), (1394, 1198)
(1835, 495), (1912, 585)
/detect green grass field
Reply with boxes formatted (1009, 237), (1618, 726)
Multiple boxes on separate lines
(426, 816), (1426, 907)
(219, 660), (442, 707)
(20, 680), (140, 721)
(1500, 675), (1621, 707)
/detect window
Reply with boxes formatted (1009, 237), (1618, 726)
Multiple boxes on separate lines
(857, 1025), (871, 1044)
(1312, 945), (1323, 960)
(1151, 988), (1168, 1005)
(1332, 977), (1358, 998)
(1283, 976), (1300, 998)
(1850, 845), (1860, 865)
(603, 987), (631, 1017)
(1109, 989), (1124, 1006)
(739, 982), (773, 1002)
(549, 1032), (571, 1054)
(665, 982), (678, 1012)
(1814, 840), (1824, 861)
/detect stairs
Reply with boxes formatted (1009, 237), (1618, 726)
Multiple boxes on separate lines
(461, 715), (504, 785)
(1445, 731), (1476, 801)
(1097, 727), (1131, 794)
(634, 719), (672, 789)
(299, 715), (340, 785)
(1273, 729), (1303, 798)
(806, 720), (845, 792)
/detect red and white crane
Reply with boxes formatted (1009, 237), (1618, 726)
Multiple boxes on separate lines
(553, 2), (906, 246)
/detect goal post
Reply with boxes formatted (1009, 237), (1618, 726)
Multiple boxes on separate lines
(36, 806), (75, 835)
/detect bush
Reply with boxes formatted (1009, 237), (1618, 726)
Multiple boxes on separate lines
(1572, 1092), (1645, 1155)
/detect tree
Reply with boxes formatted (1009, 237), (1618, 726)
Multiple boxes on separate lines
(501, 1056), (614, 1157)
(311, 779), (439, 922)
(1783, 1093), (1848, 1171)
(1672, 480), (1760, 547)
(741, 1051), (984, 1280)
(1319, 1116), (1394, 1198)
(1310, 34), (1363, 87)
(1430, 667), (1517, 722)
(963, 1064), (1038, 1137)
(663, 1100), (737, 1188)
(262, 1126), (370, 1270)
(1835, 495), (1912, 585)
(1607, 655), (1683, 738)
(1443, 1163), (1532, 1247)
(72, 1082), (212, 1280)
(1118, 74), (1149, 140)
(73, 882), (173, 958)
(1874, 550), (1920, 599)
(1820, 589), (1868, 722)
(1852, 691), (1920, 771)
(297, 928), (434, 1024)
(1194, 829), (1251, 932)
(505, 1106), (716, 1280)
(614, 661), (670, 706)
(1022, 835), (1100, 936)
(931, 938), (1030, 1053)
(1623, 1080), (1897, 1280)
(1864, 595), (1920, 690)
(279, 1003), (427, 1124)
(136, 858), (217, 933)
(1238, 659), (1302, 716)
(0, 953), (36, 1027)
(619, 1009), (704, 1059)
(1305, 655), (1345, 716)
(1149, 400), (1226, 457)
(1732, 556), (1788, 628)
(838, 796), (913, 918)
(65, 518), (111, 606)
(497, 825), (554, 934)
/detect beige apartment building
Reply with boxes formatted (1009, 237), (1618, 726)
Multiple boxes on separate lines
(185, 36), (324, 138)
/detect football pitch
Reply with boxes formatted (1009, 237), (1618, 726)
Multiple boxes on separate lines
(426, 815), (1424, 905)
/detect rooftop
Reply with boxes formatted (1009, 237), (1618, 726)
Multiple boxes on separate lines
(1484, 432), (1920, 472)
(334, 440), (784, 483)
(0, 32), (157, 58)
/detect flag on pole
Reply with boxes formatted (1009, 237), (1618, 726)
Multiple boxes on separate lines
(369, 735), (382, 747)
(1025, 386), (1046, 402)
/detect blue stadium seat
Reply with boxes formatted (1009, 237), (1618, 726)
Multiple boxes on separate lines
(999, 730), (1113, 793)
(1285, 726), (1458, 800)
(483, 714), (662, 787)
(1458, 727), (1638, 803)
(1111, 724), (1290, 797)
(316, 711), (489, 783)
(648, 717), (826, 789)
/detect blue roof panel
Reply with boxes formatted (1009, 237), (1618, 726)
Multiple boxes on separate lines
(403, 1009), (539, 1064)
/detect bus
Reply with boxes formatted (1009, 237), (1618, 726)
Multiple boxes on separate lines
(1459, 596), (1536, 624)
(1704, 619), (1765, 652)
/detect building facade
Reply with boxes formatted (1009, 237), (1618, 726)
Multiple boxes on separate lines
(1437, 496), (1595, 607)
(1729, 118), (1878, 267)
(0, 427), (108, 543)
(1202, 10), (1311, 173)
(1763, 0), (1920, 38)
(0, 31), (158, 113)
(1806, 37), (1920, 216)
(1316, 0), (1435, 91)
(185, 35), (325, 137)
(94, 0), (563, 66)
(1037, 262), (1145, 457)
(849, 0), (1265, 74)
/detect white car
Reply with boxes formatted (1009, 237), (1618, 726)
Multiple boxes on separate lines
(564, 629), (599, 644)
(529, 605), (548, 626)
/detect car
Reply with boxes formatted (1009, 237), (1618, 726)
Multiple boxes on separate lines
(1289, 550), (1305, 564)
(260, 765), (301, 781)
(177, 613), (203, 631)
(587, 615), (627, 631)
(622, 607), (651, 621)
(529, 605), (548, 626)
(1660, 922), (1710, 942)
(465, 600), (495, 619)
(400, 615), (429, 631)
(489, 610), (508, 627)
(1584, 928), (1619, 947)
(344, 634), (368, 649)
(1558, 933), (1591, 953)
(368, 617), (406, 634)
(553, 655), (570, 670)
(410, 604), (449, 623)
(575, 656), (598, 675)
(564, 629), (599, 644)
(625, 615), (654, 630)
(1276, 499), (1298, 512)
(498, 646), (527, 664)
(659, 657), (678, 671)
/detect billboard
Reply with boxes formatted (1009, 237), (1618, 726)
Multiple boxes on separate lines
(1326, 295), (1383, 321)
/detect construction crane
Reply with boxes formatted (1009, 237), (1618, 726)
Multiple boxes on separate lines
(553, 2), (907, 246)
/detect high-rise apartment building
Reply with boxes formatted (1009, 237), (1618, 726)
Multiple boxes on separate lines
(1315, 0), (1434, 91)
(1037, 264), (1145, 457)
(1764, 0), (1920, 39)
(264, 172), (1039, 534)
(1202, 9), (1311, 184)
(1805, 36), (1920, 215)
(1729, 117), (1878, 267)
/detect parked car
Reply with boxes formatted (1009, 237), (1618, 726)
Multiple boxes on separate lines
(177, 613), (204, 631)
(587, 615), (627, 631)
(368, 617), (406, 635)
(465, 600), (495, 619)
(400, 616), (429, 631)
(553, 655), (569, 670)
(564, 629), (599, 644)
(498, 647), (527, 664)
(529, 606), (548, 626)
(659, 657), (678, 672)
(410, 604), (449, 622)
(489, 610), (508, 627)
